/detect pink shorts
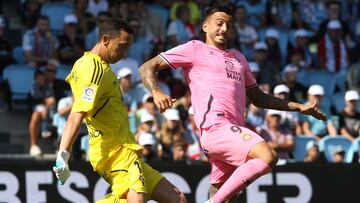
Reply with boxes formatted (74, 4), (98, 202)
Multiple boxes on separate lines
(200, 123), (264, 184)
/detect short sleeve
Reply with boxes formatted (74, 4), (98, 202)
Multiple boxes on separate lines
(57, 97), (73, 111)
(70, 59), (104, 113)
(22, 31), (33, 51)
(250, 27), (258, 41)
(285, 131), (294, 141)
(57, 98), (67, 111)
(166, 21), (177, 36)
(159, 40), (194, 70)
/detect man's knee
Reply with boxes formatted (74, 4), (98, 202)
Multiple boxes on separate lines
(170, 186), (187, 203)
(267, 149), (278, 168)
(248, 141), (278, 168)
(259, 145), (278, 168)
(152, 179), (187, 203)
(127, 189), (146, 203)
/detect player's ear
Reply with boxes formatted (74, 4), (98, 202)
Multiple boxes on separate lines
(102, 35), (110, 47)
(202, 21), (208, 33)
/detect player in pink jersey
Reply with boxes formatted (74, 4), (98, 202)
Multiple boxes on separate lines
(138, 5), (327, 203)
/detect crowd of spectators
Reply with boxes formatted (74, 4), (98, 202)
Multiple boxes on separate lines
(0, 0), (359, 164)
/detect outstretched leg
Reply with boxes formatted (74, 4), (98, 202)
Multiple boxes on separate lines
(211, 141), (277, 203)
(200, 124), (278, 203)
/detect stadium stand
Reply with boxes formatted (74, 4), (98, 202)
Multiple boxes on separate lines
(3, 64), (34, 106)
(352, 137), (360, 163)
(40, 2), (73, 34)
(292, 135), (317, 162)
(55, 65), (71, 80)
(0, 0), (358, 165)
(11, 46), (25, 64)
(319, 135), (354, 163)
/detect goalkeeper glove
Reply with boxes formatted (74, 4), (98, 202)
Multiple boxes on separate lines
(53, 149), (71, 185)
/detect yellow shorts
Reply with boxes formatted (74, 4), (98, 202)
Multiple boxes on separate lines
(95, 147), (163, 202)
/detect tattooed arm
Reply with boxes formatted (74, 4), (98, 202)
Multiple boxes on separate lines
(138, 55), (175, 113)
(246, 85), (327, 121)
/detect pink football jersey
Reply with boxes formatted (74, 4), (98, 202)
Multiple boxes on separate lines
(160, 40), (257, 129)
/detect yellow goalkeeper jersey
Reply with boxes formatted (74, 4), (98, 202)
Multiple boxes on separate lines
(66, 52), (142, 170)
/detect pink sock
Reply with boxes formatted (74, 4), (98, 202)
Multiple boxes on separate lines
(211, 158), (272, 203)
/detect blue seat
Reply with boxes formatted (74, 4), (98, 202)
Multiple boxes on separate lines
(56, 65), (71, 80)
(320, 95), (332, 112)
(288, 29), (297, 47)
(334, 72), (347, 92)
(85, 28), (98, 50)
(297, 70), (336, 97)
(12, 46), (25, 64)
(148, 3), (169, 30)
(292, 135), (317, 161)
(3, 64), (35, 102)
(331, 91), (345, 113)
(352, 137), (360, 163)
(40, 3), (73, 34)
(319, 136), (353, 163)
(331, 91), (360, 113)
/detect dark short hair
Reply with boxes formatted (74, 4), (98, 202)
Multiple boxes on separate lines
(34, 70), (44, 79)
(98, 18), (133, 40)
(326, 0), (341, 8)
(203, 2), (233, 21)
(235, 5), (246, 13)
(98, 11), (112, 18)
(37, 15), (49, 22)
(128, 17), (140, 25)
(176, 4), (189, 18)
(74, 0), (88, 6)
(173, 140), (187, 149)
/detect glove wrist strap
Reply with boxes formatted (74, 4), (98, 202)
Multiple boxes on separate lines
(57, 149), (70, 163)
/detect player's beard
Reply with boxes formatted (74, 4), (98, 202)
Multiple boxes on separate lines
(106, 48), (119, 64)
(209, 31), (227, 48)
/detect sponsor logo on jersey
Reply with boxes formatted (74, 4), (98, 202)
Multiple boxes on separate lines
(82, 86), (96, 102)
(225, 60), (242, 82)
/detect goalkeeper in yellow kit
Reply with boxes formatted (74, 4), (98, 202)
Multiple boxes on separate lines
(52, 18), (187, 203)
